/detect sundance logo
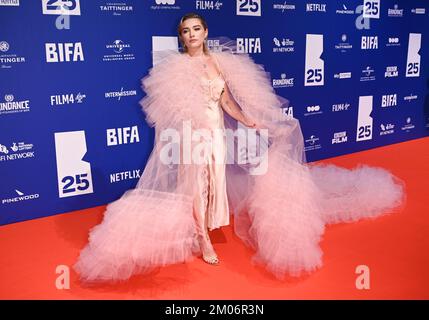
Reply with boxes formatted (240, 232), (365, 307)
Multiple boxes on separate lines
(0, 94), (30, 115)
(272, 73), (294, 88)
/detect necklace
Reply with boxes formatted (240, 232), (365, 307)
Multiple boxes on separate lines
(187, 52), (209, 68)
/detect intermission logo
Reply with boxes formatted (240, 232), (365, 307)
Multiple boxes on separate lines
(236, 0), (261, 16)
(0, 94), (30, 115)
(306, 3), (327, 13)
(2, 189), (39, 205)
(380, 123), (395, 136)
(106, 126), (140, 146)
(0, 141), (35, 162)
(103, 40), (135, 62)
(332, 131), (348, 144)
(110, 169), (141, 183)
(403, 94), (418, 102)
(360, 66), (375, 81)
(100, 1), (134, 15)
(0, 0), (19, 5)
(196, 1), (223, 10)
(41, 0), (81, 15)
(151, 0), (180, 10)
(332, 102), (351, 112)
(0, 41), (26, 69)
(45, 42), (84, 63)
(385, 66), (398, 78)
(304, 105), (323, 117)
(304, 135), (321, 152)
(335, 3), (354, 15)
(273, 1), (296, 12)
(388, 4), (403, 17)
(273, 37), (294, 53)
(105, 87), (137, 100)
(335, 34), (353, 52)
(237, 38), (261, 54)
(272, 73), (294, 88)
(50, 92), (86, 106)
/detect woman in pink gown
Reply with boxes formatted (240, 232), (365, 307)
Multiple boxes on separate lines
(73, 13), (406, 283)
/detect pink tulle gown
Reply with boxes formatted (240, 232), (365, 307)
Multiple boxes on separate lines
(73, 40), (406, 283)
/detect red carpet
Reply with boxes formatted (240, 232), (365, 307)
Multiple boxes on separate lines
(1, 137), (428, 299)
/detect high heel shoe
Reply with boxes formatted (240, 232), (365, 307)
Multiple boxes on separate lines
(198, 233), (220, 265)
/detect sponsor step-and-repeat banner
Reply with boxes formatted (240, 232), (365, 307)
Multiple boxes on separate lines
(1, 0), (428, 225)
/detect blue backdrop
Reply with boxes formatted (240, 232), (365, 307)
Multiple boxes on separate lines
(1, 0), (428, 225)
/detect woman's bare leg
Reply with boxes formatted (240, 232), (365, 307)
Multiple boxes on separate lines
(193, 165), (219, 264)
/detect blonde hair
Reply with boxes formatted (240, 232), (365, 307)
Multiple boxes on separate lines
(177, 13), (209, 54)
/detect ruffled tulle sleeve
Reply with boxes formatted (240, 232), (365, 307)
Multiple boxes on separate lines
(139, 51), (209, 130)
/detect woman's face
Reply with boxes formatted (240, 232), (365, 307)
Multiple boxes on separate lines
(179, 18), (208, 50)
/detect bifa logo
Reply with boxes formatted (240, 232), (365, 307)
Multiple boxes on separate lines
(41, 0), (81, 15)
(107, 126), (140, 146)
(45, 42), (84, 62)
(236, 38), (261, 53)
(236, 0), (261, 16)
(281, 106), (294, 119)
(304, 34), (324, 86)
(363, 0), (380, 19)
(361, 36), (378, 49)
(381, 94), (397, 107)
(356, 96), (373, 142)
(54, 131), (93, 198)
(405, 33), (421, 77)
